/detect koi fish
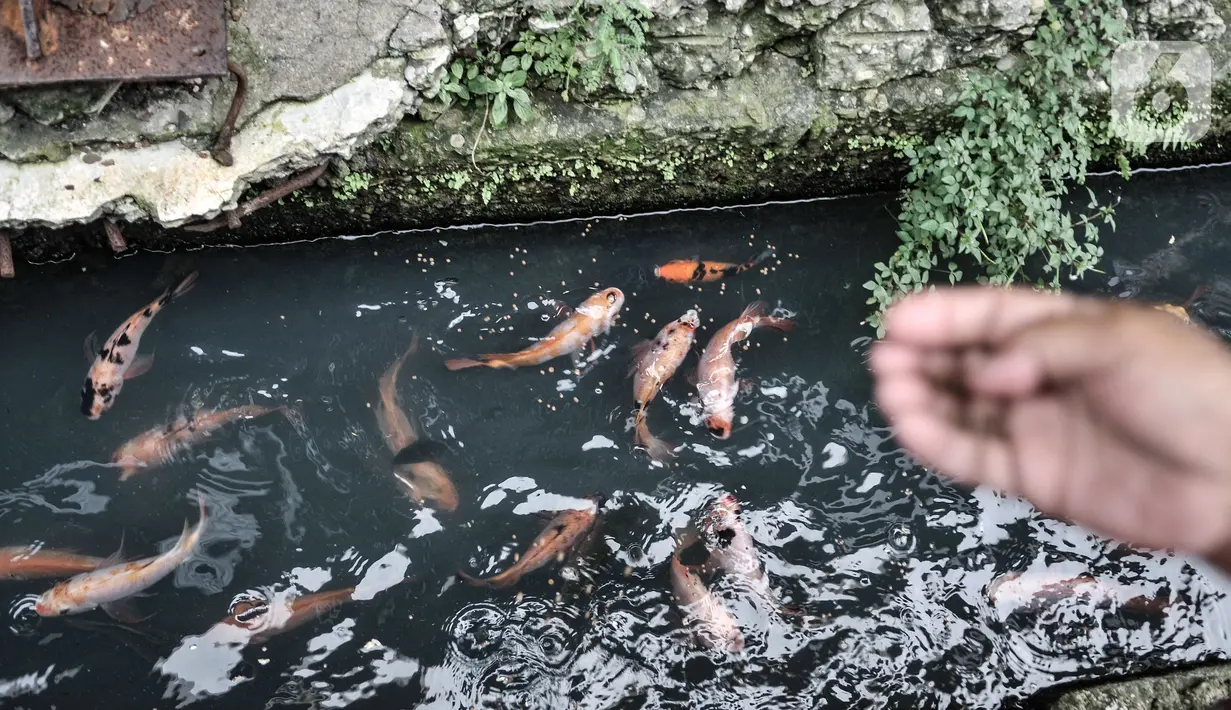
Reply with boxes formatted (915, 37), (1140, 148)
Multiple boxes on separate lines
(112, 404), (285, 481)
(223, 587), (357, 645)
(377, 334), (460, 512)
(444, 287), (625, 370)
(986, 570), (1167, 615)
(81, 271), (198, 420)
(654, 249), (773, 284)
(1154, 284), (1209, 325)
(670, 540), (744, 652)
(630, 310), (699, 462)
(696, 301), (796, 439)
(0, 546), (108, 580)
(698, 493), (767, 596)
(457, 494), (604, 589)
(35, 496), (208, 621)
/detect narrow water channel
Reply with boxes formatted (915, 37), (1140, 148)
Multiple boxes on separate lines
(3, 164), (1231, 709)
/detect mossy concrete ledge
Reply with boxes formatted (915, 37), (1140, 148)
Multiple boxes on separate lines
(4, 0), (1231, 260)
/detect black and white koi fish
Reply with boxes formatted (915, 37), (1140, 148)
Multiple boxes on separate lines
(81, 271), (198, 420)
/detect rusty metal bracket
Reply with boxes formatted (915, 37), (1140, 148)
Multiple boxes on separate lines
(18, 0), (39, 59)
(0, 0), (227, 88)
(209, 59), (246, 166)
(183, 163), (330, 233)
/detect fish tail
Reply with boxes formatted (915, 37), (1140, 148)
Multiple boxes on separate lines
(456, 569), (493, 588)
(759, 316), (796, 333)
(740, 301), (795, 332)
(444, 358), (488, 371)
(634, 409), (675, 463)
(160, 271), (199, 306)
(740, 301), (770, 320)
(737, 248), (774, 273)
(445, 354), (515, 371)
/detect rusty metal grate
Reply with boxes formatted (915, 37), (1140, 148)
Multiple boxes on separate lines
(0, 0), (227, 88)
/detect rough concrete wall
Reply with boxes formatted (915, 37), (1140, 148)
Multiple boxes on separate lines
(0, 0), (1229, 237)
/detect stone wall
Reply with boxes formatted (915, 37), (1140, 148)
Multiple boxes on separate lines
(1, 0), (1230, 256)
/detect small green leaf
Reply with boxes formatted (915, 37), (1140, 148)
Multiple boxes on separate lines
(513, 97), (533, 122)
(501, 55), (519, 73)
(521, 53), (533, 71)
(492, 95), (509, 126)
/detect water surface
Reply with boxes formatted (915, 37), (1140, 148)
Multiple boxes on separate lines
(3, 166), (1231, 709)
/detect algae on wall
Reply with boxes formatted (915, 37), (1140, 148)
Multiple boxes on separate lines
(0, 0), (1230, 252)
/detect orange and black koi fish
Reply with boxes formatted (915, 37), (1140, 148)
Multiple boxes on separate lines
(82, 271), (198, 420)
(377, 334), (460, 512)
(654, 249), (773, 284)
(112, 404), (286, 480)
(0, 546), (108, 580)
(457, 495), (604, 589)
(445, 287), (625, 371)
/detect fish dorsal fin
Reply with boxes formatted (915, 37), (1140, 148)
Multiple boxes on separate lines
(83, 331), (100, 364)
(392, 439), (451, 466)
(539, 297), (575, 321)
(124, 352), (156, 380)
(628, 340), (654, 371)
(102, 531), (127, 567)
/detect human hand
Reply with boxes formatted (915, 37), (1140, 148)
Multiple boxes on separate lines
(868, 286), (1231, 568)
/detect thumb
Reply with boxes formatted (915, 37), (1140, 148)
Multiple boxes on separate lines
(966, 312), (1121, 396)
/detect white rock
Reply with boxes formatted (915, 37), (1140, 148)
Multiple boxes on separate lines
(0, 66), (407, 230)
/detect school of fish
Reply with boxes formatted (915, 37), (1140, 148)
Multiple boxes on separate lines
(3, 246), (1168, 671)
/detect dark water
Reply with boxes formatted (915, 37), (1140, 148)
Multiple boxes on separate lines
(4, 165), (1231, 710)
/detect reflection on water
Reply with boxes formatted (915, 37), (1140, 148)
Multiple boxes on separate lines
(3, 167), (1231, 709)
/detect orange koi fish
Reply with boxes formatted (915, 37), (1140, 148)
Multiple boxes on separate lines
(1153, 284), (1209, 325)
(0, 546), (108, 580)
(82, 271), (198, 420)
(377, 334), (460, 512)
(112, 404), (286, 480)
(222, 587), (357, 645)
(457, 495), (604, 589)
(444, 287), (625, 370)
(654, 249), (773, 284)
(696, 301), (796, 439)
(670, 535), (744, 652)
(630, 309), (699, 462)
(35, 497), (208, 621)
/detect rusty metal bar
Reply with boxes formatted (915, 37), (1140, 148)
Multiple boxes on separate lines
(183, 163), (329, 233)
(0, 233), (14, 279)
(104, 219), (127, 252)
(0, 0), (228, 88)
(210, 60), (247, 167)
(19, 0), (40, 60)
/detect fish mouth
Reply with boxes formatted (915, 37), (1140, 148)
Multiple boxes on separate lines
(680, 310), (701, 328)
(706, 419), (731, 439)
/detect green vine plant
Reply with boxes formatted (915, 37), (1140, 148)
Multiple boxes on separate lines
(863, 0), (1154, 335)
(436, 0), (652, 134)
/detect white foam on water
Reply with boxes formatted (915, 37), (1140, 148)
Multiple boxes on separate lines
(822, 443), (848, 469)
(855, 471), (882, 493)
(582, 435), (616, 451)
(480, 489), (507, 509)
(288, 566), (332, 592)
